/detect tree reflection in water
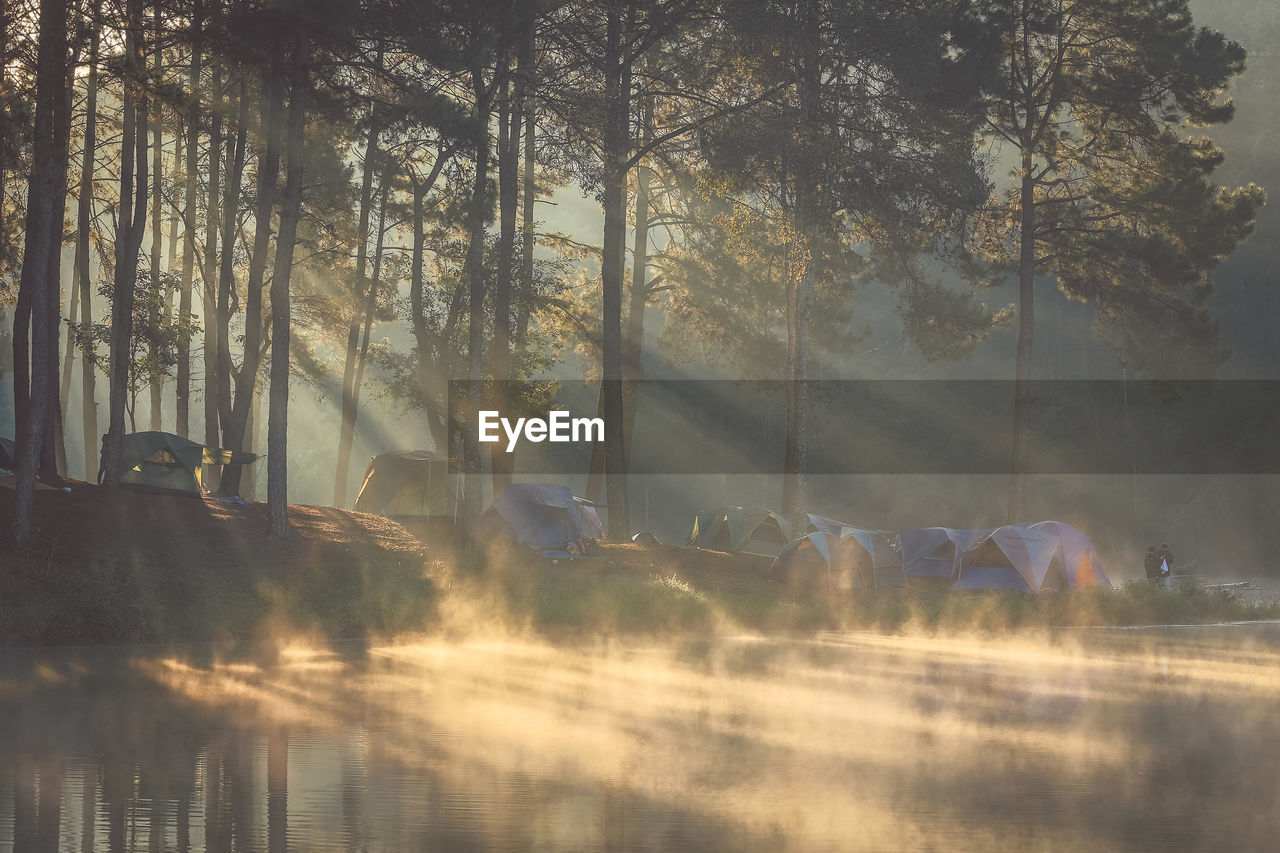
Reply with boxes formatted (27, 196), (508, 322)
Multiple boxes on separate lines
(2, 627), (1280, 851)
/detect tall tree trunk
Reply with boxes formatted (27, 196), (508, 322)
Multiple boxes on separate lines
(102, 0), (150, 487)
(517, 36), (536, 346)
(1007, 158), (1036, 523)
(599, 3), (631, 538)
(148, 9), (164, 431)
(215, 77), (248, 439)
(177, 0), (204, 438)
(783, 0), (820, 534)
(462, 60), (493, 521)
(490, 69), (521, 497)
(333, 104), (381, 507)
(407, 151), (454, 456)
(622, 89), (652, 468)
(41, 41), (76, 480)
(243, 378), (260, 498)
(267, 21), (309, 539)
(220, 51), (283, 497)
(202, 56), (223, 483)
(76, 22), (100, 481)
(11, 0), (68, 541)
(349, 172), (390, 428)
(59, 253), (78, 419)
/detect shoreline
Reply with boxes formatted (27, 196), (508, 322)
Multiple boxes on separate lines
(3, 484), (1278, 647)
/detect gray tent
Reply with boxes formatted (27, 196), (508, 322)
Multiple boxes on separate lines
(687, 506), (790, 556)
(900, 523), (1110, 593)
(354, 450), (463, 520)
(771, 514), (905, 591)
(478, 483), (604, 555)
(111, 431), (259, 495)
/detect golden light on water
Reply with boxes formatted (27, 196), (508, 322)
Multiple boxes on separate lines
(23, 626), (1252, 851)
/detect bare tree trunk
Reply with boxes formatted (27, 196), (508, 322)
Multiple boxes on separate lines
(783, 0), (820, 535)
(333, 104), (381, 507)
(102, 0), (150, 487)
(148, 8), (164, 431)
(11, 0), (68, 541)
(599, 3), (631, 538)
(1007, 159), (1036, 523)
(516, 35), (536, 347)
(243, 379), (260, 498)
(59, 259), (78, 418)
(407, 151), (454, 456)
(348, 171), (390, 442)
(220, 50), (283, 497)
(622, 89), (652, 468)
(490, 69), (521, 497)
(267, 21), (309, 539)
(462, 60), (493, 521)
(77, 22), (100, 481)
(202, 55), (223, 483)
(215, 77), (248, 439)
(41, 44), (75, 480)
(177, 0), (204, 438)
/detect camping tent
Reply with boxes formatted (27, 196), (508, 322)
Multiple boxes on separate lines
(687, 506), (790, 555)
(111, 431), (259, 495)
(951, 525), (1067, 594)
(900, 527), (966, 579)
(771, 515), (905, 591)
(900, 522), (1111, 593)
(1031, 520), (1111, 589)
(354, 450), (462, 520)
(478, 483), (604, 555)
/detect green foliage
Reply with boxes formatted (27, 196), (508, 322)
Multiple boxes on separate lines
(967, 0), (1265, 376)
(72, 270), (200, 428)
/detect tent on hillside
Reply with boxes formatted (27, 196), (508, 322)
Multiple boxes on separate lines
(354, 450), (463, 521)
(950, 525), (1067, 594)
(771, 515), (905, 591)
(1031, 520), (1111, 589)
(110, 431), (260, 496)
(900, 527), (967, 579)
(687, 506), (790, 556)
(900, 522), (1111, 593)
(477, 483), (604, 556)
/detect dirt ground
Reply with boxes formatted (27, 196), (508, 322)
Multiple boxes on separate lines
(0, 477), (427, 571)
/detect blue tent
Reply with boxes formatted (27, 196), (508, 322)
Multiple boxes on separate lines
(770, 515), (905, 591)
(900, 524), (1110, 593)
(479, 483), (604, 555)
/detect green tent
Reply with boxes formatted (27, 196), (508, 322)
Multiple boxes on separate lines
(354, 450), (463, 520)
(687, 506), (791, 556)
(110, 431), (259, 495)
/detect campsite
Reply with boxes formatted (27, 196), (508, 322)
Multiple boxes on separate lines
(7, 0), (1280, 849)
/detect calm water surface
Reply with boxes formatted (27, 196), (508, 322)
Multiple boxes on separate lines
(2, 625), (1280, 851)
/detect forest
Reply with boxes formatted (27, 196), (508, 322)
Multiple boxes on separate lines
(0, 0), (1268, 553)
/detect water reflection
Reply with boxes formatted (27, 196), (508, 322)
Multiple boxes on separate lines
(2, 626), (1280, 851)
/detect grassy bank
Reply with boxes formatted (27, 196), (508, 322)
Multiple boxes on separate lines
(0, 483), (436, 646)
(3, 484), (1277, 646)
(434, 542), (1280, 638)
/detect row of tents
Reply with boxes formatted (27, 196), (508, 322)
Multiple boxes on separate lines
(27, 440), (1104, 596)
(688, 504), (1108, 593)
(350, 451), (1109, 594)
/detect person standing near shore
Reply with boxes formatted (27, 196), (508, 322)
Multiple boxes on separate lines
(1158, 543), (1175, 585)
(1145, 546), (1161, 583)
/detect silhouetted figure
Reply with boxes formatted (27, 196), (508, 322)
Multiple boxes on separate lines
(1144, 546), (1160, 583)
(1158, 543), (1174, 585)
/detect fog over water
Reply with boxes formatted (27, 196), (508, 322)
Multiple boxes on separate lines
(3, 625), (1279, 851)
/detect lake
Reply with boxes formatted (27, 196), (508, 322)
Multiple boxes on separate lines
(2, 625), (1279, 851)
